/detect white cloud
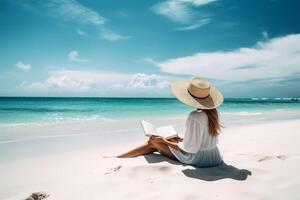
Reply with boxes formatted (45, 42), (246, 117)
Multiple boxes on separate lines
(46, 0), (105, 26)
(25, 69), (127, 91)
(138, 57), (159, 65)
(152, 0), (194, 24)
(262, 31), (268, 39)
(157, 34), (300, 81)
(16, 62), (31, 71)
(176, 18), (211, 31)
(21, 69), (173, 95)
(76, 29), (86, 36)
(152, 0), (217, 30)
(16, 0), (128, 41)
(100, 28), (130, 41)
(68, 51), (88, 62)
(113, 73), (171, 90)
(181, 0), (218, 6)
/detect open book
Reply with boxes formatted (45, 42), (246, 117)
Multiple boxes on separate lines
(140, 120), (178, 139)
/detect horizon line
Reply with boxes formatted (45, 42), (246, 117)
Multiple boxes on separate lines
(0, 96), (299, 99)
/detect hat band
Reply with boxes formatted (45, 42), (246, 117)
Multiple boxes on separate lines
(187, 89), (210, 99)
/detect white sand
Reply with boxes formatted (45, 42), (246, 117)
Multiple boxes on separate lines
(1, 119), (300, 200)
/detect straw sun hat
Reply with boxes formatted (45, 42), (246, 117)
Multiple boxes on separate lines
(172, 77), (224, 109)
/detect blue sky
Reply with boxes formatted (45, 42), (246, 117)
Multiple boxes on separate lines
(0, 0), (299, 97)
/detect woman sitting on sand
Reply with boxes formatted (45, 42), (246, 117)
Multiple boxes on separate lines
(118, 77), (224, 167)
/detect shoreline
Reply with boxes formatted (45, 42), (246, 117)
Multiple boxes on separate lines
(1, 109), (299, 144)
(0, 117), (299, 145)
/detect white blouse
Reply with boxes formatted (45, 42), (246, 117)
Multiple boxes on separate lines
(178, 110), (218, 153)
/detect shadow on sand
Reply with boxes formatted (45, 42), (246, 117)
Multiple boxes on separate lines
(144, 154), (251, 181)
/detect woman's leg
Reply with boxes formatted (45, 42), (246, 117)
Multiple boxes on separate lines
(117, 142), (156, 158)
(148, 138), (177, 160)
(117, 137), (179, 159)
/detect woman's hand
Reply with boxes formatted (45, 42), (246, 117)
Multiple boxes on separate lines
(150, 136), (166, 144)
(167, 136), (183, 143)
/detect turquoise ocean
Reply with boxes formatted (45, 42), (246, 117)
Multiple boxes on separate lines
(0, 97), (300, 126)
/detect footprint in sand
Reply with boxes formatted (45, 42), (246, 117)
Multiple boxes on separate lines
(133, 165), (171, 173)
(276, 155), (287, 160)
(258, 155), (288, 162)
(258, 156), (274, 162)
(105, 165), (122, 175)
(158, 166), (170, 171)
(25, 192), (49, 200)
(237, 153), (288, 162)
(146, 178), (155, 184)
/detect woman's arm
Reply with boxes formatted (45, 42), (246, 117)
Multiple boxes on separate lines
(164, 139), (182, 151)
(168, 136), (183, 143)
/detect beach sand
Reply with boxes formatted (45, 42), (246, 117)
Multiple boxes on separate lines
(1, 119), (300, 200)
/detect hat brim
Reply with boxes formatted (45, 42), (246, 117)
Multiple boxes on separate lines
(172, 80), (224, 109)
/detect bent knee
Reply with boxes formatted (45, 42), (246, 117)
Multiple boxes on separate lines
(147, 138), (154, 147)
(147, 138), (162, 149)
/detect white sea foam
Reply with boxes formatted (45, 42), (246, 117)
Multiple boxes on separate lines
(223, 111), (262, 116)
(251, 97), (269, 100)
(0, 116), (112, 128)
(251, 97), (300, 101)
(274, 97), (300, 101)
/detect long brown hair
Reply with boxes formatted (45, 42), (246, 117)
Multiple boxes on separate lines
(201, 108), (222, 136)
